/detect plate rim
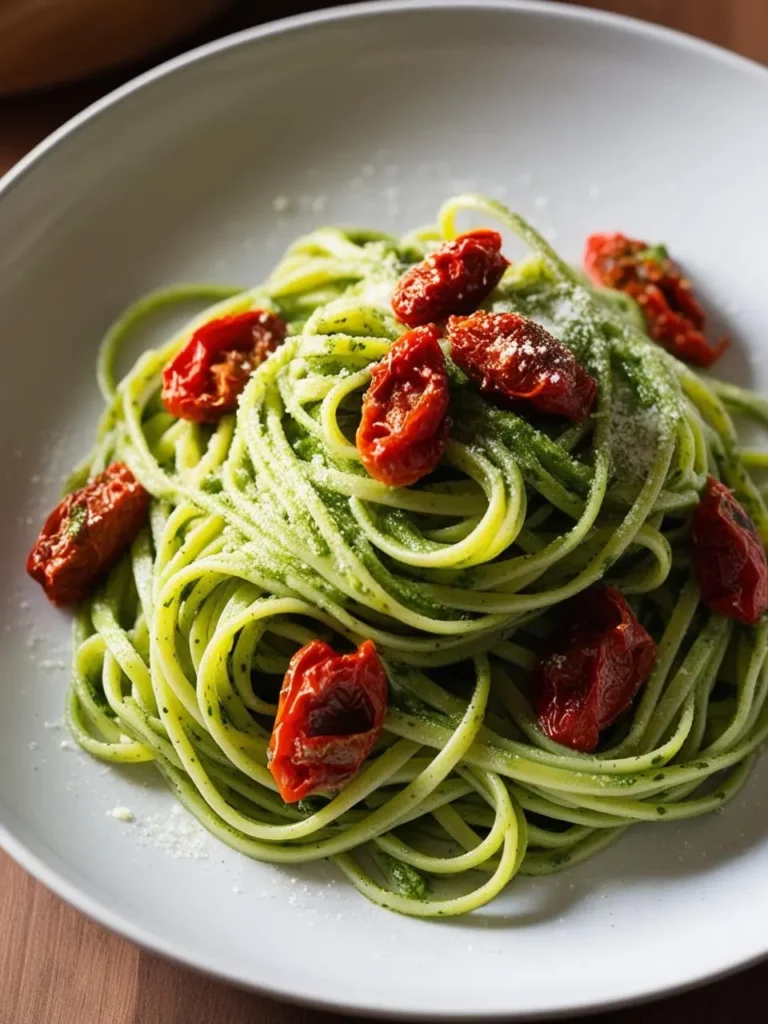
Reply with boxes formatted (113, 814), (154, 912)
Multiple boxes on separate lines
(2, 1), (768, 1018)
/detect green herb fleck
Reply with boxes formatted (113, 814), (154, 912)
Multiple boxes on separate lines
(297, 796), (327, 816)
(200, 474), (223, 495)
(638, 243), (669, 264)
(380, 853), (428, 900)
(65, 503), (87, 539)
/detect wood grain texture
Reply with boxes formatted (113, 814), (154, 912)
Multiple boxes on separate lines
(0, 0), (230, 94)
(2, 2), (767, 1022)
(560, 0), (768, 63)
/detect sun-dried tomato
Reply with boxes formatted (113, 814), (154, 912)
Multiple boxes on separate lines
(27, 463), (149, 607)
(268, 639), (388, 803)
(356, 324), (450, 487)
(392, 230), (509, 328)
(692, 475), (768, 625)
(584, 233), (726, 367)
(447, 311), (596, 421)
(536, 586), (657, 753)
(162, 310), (287, 423)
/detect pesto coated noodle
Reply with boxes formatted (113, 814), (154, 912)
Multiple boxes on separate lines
(64, 196), (768, 916)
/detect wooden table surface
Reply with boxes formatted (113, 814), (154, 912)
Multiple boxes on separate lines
(2, 2), (768, 1022)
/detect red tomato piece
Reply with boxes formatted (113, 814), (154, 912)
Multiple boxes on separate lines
(356, 324), (450, 488)
(268, 639), (388, 803)
(392, 229), (509, 328)
(27, 463), (150, 607)
(162, 309), (287, 423)
(626, 283), (727, 368)
(536, 586), (657, 753)
(692, 475), (768, 625)
(447, 311), (597, 421)
(584, 232), (727, 368)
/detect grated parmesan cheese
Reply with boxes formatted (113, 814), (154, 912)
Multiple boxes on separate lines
(108, 806), (134, 822)
(609, 383), (662, 482)
(136, 804), (209, 859)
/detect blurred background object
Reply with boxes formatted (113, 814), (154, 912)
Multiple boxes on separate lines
(2, 0), (766, 100)
(0, 0), (233, 94)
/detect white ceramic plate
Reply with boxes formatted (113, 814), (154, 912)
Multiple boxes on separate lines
(2, 2), (768, 1018)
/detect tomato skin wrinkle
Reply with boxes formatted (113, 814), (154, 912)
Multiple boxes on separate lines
(267, 639), (388, 804)
(162, 310), (287, 423)
(26, 463), (150, 607)
(447, 311), (596, 421)
(535, 586), (657, 753)
(391, 229), (509, 328)
(583, 232), (727, 367)
(356, 324), (451, 488)
(692, 475), (768, 625)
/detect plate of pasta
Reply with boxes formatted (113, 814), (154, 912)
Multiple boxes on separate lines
(3, 1), (768, 1019)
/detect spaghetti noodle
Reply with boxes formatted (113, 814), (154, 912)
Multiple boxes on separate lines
(51, 196), (768, 916)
